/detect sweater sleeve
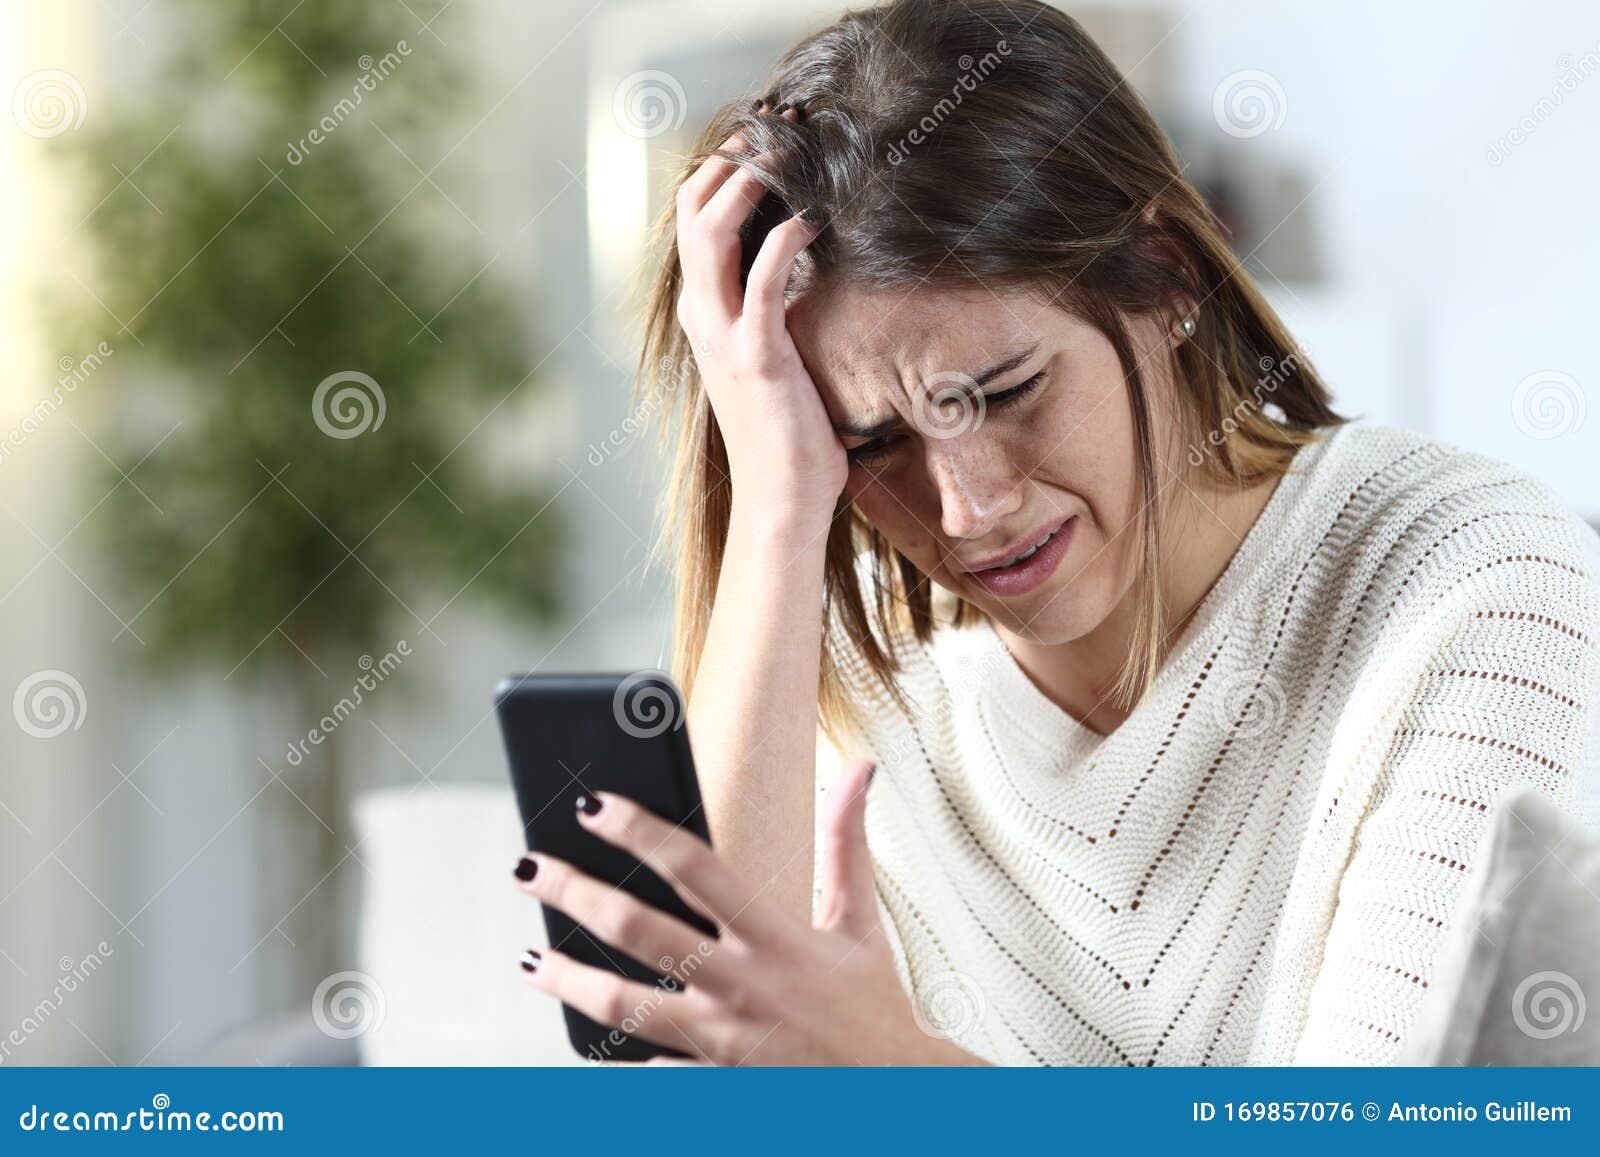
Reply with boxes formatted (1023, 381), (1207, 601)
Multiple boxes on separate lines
(1293, 513), (1600, 1065)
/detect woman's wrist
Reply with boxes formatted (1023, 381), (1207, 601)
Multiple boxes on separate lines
(726, 495), (837, 556)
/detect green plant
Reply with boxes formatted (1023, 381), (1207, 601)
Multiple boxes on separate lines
(54, 0), (562, 987)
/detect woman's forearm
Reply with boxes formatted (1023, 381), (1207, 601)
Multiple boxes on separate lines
(687, 502), (832, 924)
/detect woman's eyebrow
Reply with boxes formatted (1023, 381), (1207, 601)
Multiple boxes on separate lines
(833, 341), (1042, 439)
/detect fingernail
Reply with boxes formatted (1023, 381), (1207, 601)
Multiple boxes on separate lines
(513, 856), (538, 883)
(773, 101), (792, 115)
(519, 949), (542, 973)
(799, 205), (822, 225)
(749, 97), (762, 113)
(867, 761), (878, 785)
(575, 793), (603, 817)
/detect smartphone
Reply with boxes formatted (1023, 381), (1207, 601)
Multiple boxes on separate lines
(494, 671), (716, 1063)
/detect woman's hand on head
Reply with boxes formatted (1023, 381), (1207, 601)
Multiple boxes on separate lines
(511, 755), (986, 1067)
(673, 103), (848, 529)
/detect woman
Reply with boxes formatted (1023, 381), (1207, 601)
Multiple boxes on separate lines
(513, 0), (1600, 1064)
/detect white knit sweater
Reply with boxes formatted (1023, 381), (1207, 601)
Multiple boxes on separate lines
(815, 423), (1600, 1065)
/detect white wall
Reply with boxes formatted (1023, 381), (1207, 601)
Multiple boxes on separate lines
(1179, 0), (1599, 516)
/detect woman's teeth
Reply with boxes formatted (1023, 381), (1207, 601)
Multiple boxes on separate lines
(993, 526), (1059, 570)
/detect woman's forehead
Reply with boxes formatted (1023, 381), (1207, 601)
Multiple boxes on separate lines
(789, 284), (1055, 406)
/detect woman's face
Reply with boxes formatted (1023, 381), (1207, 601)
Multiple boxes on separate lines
(786, 284), (1189, 645)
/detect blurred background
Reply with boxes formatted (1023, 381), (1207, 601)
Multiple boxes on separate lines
(1, 0), (1595, 1065)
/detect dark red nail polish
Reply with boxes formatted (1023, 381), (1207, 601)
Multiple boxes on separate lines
(773, 101), (792, 115)
(575, 793), (602, 817)
(513, 856), (538, 883)
(749, 97), (762, 113)
(519, 949), (542, 973)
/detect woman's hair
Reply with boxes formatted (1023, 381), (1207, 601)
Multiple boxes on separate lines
(638, 0), (1347, 743)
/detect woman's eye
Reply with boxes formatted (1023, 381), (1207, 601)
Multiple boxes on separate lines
(847, 437), (897, 468)
(984, 369), (1047, 410)
(846, 372), (1045, 468)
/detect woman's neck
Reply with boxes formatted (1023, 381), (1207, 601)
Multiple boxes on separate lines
(994, 470), (1284, 737)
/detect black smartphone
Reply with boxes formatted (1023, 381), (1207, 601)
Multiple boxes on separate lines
(494, 671), (716, 1063)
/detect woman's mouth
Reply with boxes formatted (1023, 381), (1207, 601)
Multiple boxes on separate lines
(961, 516), (1076, 598)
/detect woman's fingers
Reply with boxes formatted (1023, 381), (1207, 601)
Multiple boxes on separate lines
(743, 212), (818, 339)
(676, 112), (758, 218)
(576, 791), (781, 944)
(517, 852), (712, 979)
(676, 102), (800, 335)
(522, 948), (720, 1060)
(680, 165), (768, 326)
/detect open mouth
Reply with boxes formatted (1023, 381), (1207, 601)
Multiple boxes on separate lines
(964, 516), (1076, 598)
(982, 523), (1069, 572)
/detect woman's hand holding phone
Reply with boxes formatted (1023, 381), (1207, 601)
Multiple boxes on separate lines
(513, 755), (985, 1066)
(673, 103), (846, 529)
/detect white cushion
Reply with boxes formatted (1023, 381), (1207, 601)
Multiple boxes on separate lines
(1398, 786), (1600, 1064)
(351, 784), (580, 1065)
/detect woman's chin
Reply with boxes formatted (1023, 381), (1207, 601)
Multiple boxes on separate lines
(978, 593), (1105, 647)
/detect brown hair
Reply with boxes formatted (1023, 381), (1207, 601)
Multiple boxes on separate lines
(637, 0), (1347, 743)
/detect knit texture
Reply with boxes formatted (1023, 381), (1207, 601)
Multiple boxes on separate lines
(815, 423), (1600, 1065)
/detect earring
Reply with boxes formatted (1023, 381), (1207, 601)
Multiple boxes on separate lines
(1179, 316), (1196, 337)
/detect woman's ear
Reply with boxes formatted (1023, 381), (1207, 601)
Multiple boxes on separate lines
(1164, 295), (1200, 349)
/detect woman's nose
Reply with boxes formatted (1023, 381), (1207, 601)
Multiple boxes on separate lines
(926, 444), (1022, 540)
